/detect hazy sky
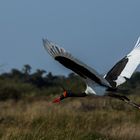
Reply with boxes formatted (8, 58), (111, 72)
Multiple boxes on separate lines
(0, 0), (140, 75)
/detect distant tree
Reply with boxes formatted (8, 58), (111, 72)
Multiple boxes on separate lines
(29, 69), (47, 88)
(44, 72), (60, 87)
(10, 68), (24, 80)
(0, 68), (23, 80)
(22, 64), (32, 82)
(68, 73), (76, 79)
(35, 69), (46, 77)
(47, 72), (54, 81)
(11, 68), (22, 76)
(22, 64), (32, 75)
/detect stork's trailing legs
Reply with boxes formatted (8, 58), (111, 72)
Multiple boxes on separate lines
(108, 93), (140, 110)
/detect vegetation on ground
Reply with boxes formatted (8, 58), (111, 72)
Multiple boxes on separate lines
(0, 64), (140, 140)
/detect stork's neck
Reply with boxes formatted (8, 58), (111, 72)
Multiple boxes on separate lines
(53, 91), (87, 103)
(67, 91), (87, 97)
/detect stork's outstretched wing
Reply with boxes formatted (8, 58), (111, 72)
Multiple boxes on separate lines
(105, 37), (140, 88)
(43, 38), (110, 88)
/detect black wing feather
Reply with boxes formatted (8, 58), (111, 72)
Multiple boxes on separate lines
(43, 38), (110, 88)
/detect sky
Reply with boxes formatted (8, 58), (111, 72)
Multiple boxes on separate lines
(0, 0), (140, 75)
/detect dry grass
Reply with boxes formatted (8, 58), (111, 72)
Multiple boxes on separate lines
(0, 95), (140, 140)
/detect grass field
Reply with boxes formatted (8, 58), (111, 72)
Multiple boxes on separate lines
(0, 95), (140, 140)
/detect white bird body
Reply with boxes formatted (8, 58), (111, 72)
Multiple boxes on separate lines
(43, 37), (140, 96)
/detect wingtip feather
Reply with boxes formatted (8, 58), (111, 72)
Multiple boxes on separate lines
(134, 36), (140, 49)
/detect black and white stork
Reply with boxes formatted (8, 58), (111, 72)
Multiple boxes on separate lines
(43, 37), (140, 109)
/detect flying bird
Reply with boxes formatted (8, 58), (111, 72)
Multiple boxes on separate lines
(43, 37), (140, 109)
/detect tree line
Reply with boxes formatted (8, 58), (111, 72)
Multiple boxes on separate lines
(0, 64), (140, 101)
(0, 64), (84, 100)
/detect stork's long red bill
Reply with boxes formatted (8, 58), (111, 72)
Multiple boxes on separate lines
(52, 91), (67, 103)
(53, 97), (61, 103)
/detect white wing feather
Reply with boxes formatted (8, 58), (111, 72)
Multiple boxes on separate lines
(120, 37), (140, 79)
(105, 37), (140, 87)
